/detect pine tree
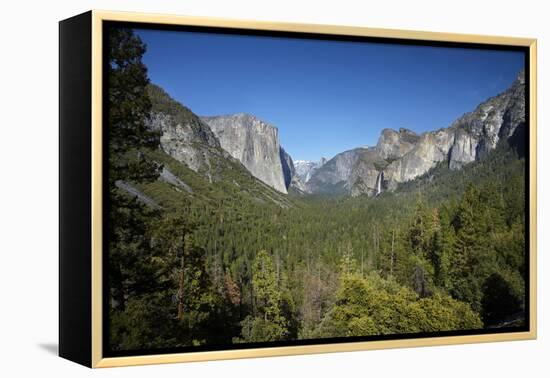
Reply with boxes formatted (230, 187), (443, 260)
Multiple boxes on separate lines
(448, 184), (486, 311)
(430, 205), (455, 289)
(406, 200), (435, 296)
(236, 250), (289, 342)
(107, 27), (160, 183)
(107, 28), (162, 313)
(107, 28), (173, 351)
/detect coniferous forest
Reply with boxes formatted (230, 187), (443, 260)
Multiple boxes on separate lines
(106, 28), (527, 353)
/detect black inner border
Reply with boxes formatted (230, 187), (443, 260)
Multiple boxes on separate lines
(102, 20), (531, 358)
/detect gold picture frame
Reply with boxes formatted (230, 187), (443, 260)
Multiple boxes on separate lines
(59, 10), (537, 368)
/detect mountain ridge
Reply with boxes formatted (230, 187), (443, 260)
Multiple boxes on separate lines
(306, 70), (525, 196)
(201, 113), (289, 194)
(145, 69), (524, 199)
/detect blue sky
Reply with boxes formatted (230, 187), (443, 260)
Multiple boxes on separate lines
(136, 29), (524, 162)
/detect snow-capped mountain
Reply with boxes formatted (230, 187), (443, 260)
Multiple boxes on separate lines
(294, 158), (327, 183)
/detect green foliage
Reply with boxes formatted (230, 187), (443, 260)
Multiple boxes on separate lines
(235, 251), (290, 342)
(107, 28), (236, 351)
(252, 251), (282, 319)
(175, 236), (230, 345)
(110, 292), (178, 350)
(107, 27), (526, 350)
(107, 28), (164, 326)
(110, 131), (526, 348)
(147, 84), (205, 128)
(107, 28), (160, 185)
(316, 272), (482, 337)
(237, 316), (288, 343)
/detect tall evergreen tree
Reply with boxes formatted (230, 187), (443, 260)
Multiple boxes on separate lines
(107, 28), (167, 350)
(236, 250), (289, 342)
(107, 28), (162, 311)
(107, 27), (160, 183)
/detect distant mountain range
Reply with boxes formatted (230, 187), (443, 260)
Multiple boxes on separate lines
(143, 70), (525, 198)
(294, 159), (327, 184)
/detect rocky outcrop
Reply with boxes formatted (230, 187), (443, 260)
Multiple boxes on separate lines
(308, 70), (526, 196)
(201, 114), (288, 194)
(159, 167), (193, 193)
(306, 147), (388, 196)
(289, 175), (308, 193)
(307, 148), (376, 195)
(146, 85), (299, 195)
(145, 85), (295, 207)
(115, 180), (161, 209)
(146, 85), (228, 182)
(348, 148), (389, 197)
(279, 147), (309, 193)
(383, 129), (455, 187)
(280, 147), (295, 188)
(376, 128), (419, 159)
(294, 158), (327, 183)
(146, 69), (524, 199)
(447, 70), (526, 169)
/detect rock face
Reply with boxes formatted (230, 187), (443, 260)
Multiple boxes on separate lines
(382, 129), (455, 188)
(305, 147), (389, 196)
(289, 175), (307, 193)
(115, 180), (161, 209)
(201, 114), (288, 194)
(376, 128), (419, 159)
(146, 69), (524, 199)
(308, 70), (526, 196)
(348, 148), (389, 197)
(147, 86), (298, 195)
(280, 147), (295, 188)
(146, 84), (227, 182)
(159, 167), (193, 193)
(307, 148), (377, 195)
(294, 158), (327, 183)
(280, 148), (308, 193)
(145, 85), (295, 208)
(447, 70), (525, 169)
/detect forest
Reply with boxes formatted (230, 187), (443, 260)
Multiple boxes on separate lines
(106, 28), (526, 352)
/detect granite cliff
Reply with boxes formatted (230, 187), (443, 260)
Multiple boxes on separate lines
(146, 84), (227, 183)
(201, 114), (289, 194)
(145, 69), (525, 199)
(144, 84), (293, 208)
(294, 158), (327, 184)
(280, 148), (308, 193)
(307, 70), (526, 196)
(146, 85), (298, 195)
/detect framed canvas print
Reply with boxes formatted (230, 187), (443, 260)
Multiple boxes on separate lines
(59, 10), (537, 368)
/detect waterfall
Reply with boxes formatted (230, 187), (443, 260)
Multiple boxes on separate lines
(375, 171), (384, 196)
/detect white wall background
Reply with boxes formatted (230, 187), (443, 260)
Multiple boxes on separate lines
(0, 0), (547, 376)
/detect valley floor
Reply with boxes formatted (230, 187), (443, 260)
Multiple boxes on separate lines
(107, 137), (527, 352)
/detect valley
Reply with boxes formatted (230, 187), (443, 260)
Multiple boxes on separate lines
(106, 28), (527, 352)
